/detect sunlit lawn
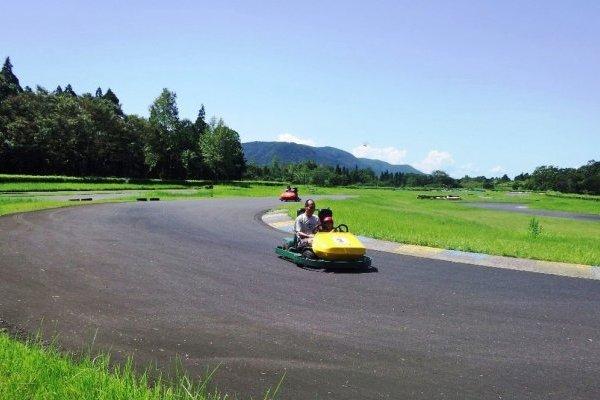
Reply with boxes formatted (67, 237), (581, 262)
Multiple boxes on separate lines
(285, 189), (600, 266)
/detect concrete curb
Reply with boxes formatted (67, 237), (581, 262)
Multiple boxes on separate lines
(262, 209), (600, 281)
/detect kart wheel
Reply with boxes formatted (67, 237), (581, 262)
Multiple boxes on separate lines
(302, 249), (317, 259)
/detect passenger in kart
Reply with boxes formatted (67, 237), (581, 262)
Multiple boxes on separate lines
(320, 216), (334, 232)
(294, 199), (320, 251)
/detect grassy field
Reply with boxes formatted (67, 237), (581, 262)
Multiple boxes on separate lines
(0, 174), (291, 192)
(0, 332), (284, 400)
(0, 182), (188, 192)
(0, 196), (68, 216)
(456, 190), (600, 214)
(0, 174), (193, 192)
(284, 189), (600, 266)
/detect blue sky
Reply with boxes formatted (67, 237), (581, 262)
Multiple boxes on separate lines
(4, 0), (599, 176)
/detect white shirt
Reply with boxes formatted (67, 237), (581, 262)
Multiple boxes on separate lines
(294, 213), (320, 239)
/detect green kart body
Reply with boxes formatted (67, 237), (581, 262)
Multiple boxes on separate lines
(275, 236), (372, 269)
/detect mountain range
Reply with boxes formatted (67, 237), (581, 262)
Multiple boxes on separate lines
(242, 141), (423, 175)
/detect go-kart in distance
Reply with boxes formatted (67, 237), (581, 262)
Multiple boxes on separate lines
(279, 186), (301, 202)
(275, 208), (372, 269)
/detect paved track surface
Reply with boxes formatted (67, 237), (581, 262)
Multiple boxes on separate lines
(1, 198), (600, 399)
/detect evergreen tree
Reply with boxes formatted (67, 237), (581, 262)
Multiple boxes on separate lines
(0, 74), (7, 100)
(103, 88), (119, 105)
(103, 88), (123, 115)
(35, 85), (48, 95)
(95, 87), (103, 97)
(54, 85), (63, 94)
(0, 57), (23, 100)
(194, 104), (207, 133)
(64, 84), (76, 97)
(1, 57), (22, 92)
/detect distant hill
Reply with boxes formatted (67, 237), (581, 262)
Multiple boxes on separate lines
(242, 141), (423, 175)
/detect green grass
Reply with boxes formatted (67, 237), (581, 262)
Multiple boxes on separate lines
(0, 173), (191, 192)
(0, 196), (73, 216)
(0, 331), (285, 400)
(134, 184), (344, 201)
(284, 189), (600, 266)
(525, 194), (599, 214)
(0, 195), (137, 218)
(458, 190), (600, 214)
(0, 174), (288, 193)
(0, 182), (190, 192)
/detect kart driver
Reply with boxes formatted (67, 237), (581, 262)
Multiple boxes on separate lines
(294, 199), (320, 248)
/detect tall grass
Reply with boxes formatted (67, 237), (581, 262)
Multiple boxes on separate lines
(528, 217), (542, 237)
(0, 330), (285, 399)
(0, 331), (231, 400)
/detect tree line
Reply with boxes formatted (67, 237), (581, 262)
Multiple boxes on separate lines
(245, 160), (462, 188)
(245, 159), (599, 194)
(1, 57), (597, 194)
(512, 162), (599, 194)
(0, 57), (245, 180)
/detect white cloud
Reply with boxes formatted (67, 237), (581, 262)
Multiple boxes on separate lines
(351, 145), (408, 164)
(457, 163), (481, 176)
(490, 165), (506, 175)
(415, 150), (455, 173)
(276, 133), (315, 146)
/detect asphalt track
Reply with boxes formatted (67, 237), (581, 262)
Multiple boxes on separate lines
(1, 198), (600, 399)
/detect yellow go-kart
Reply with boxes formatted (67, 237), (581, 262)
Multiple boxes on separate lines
(275, 209), (372, 269)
